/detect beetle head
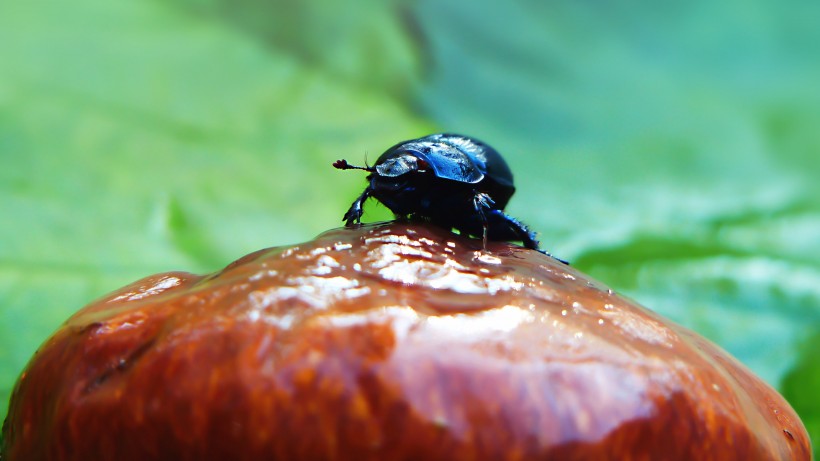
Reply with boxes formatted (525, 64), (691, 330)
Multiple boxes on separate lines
(375, 151), (430, 177)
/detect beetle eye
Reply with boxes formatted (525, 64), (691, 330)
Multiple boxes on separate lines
(416, 158), (430, 172)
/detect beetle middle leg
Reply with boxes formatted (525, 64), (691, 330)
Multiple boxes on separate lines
(472, 192), (496, 249)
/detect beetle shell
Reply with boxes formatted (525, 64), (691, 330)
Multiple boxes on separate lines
(375, 134), (515, 209)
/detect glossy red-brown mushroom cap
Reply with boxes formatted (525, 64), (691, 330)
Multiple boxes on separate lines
(2, 223), (811, 460)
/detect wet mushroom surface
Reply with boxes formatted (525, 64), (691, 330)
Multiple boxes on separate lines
(1, 222), (812, 460)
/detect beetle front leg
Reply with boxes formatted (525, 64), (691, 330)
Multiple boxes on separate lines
(342, 188), (371, 226)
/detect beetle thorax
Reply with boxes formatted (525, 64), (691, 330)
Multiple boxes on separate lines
(368, 171), (477, 220)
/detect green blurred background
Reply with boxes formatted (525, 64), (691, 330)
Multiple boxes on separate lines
(2, 0), (818, 453)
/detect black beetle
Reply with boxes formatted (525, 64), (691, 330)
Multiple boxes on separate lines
(334, 133), (567, 263)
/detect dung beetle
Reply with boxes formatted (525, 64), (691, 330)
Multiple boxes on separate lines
(334, 133), (567, 264)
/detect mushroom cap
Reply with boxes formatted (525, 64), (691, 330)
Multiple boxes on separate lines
(2, 223), (811, 460)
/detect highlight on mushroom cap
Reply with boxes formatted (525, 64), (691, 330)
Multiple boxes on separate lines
(1, 222), (812, 461)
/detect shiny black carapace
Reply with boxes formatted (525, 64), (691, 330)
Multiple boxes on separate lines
(334, 133), (566, 263)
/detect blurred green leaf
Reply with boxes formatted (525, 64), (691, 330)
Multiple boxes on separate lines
(410, 0), (820, 387)
(0, 0), (429, 418)
(409, 0), (820, 451)
(170, 0), (421, 101)
(781, 331), (820, 457)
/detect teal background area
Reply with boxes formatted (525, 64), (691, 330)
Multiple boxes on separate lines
(2, 0), (818, 453)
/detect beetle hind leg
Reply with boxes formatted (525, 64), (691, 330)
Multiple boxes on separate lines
(487, 210), (569, 265)
(488, 210), (539, 249)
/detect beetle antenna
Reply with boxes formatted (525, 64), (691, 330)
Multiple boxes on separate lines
(333, 159), (374, 172)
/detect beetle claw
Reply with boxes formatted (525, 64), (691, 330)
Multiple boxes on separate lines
(342, 206), (362, 226)
(545, 252), (570, 266)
